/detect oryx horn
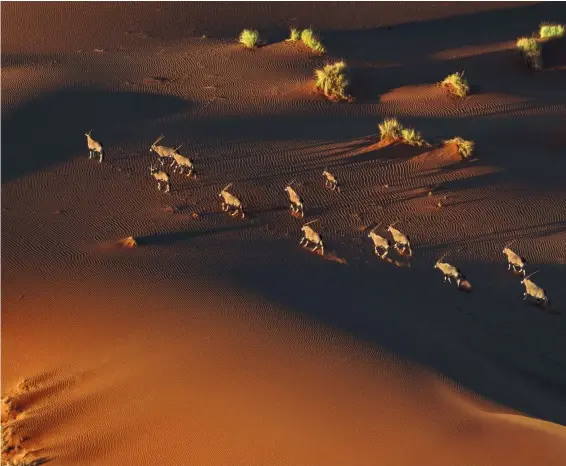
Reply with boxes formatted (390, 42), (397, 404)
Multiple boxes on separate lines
(303, 219), (320, 226)
(369, 222), (382, 234)
(504, 239), (516, 249)
(523, 270), (540, 280)
(151, 134), (165, 145)
(389, 219), (401, 228)
(436, 251), (449, 264)
(221, 182), (233, 192)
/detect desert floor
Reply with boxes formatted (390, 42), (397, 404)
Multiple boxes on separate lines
(2, 2), (566, 465)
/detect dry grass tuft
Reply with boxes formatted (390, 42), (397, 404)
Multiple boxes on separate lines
(314, 61), (351, 101)
(287, 27), (301, 42)
(444, 137), (475, 159)
(238, 29), (259, 48)
(301, 28), (326, 54)
(378, 118), (404, 142)
(539, 23), (565, 39)
(516, 37), (542, 69)
(401, 128), (425, 146)
(378, 118), (427, 146)
(441, 71), (470, 98)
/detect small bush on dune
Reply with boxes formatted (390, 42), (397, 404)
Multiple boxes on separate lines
(401, 128), (425, 146)
(378, 118), (404, 142)
(287, 27), (301, 42)
(516, 37), (542, 69)
(444, 137), (474, 159)
(314, 61), (351, 101)
(378, 118), (428, 146)
(239, 29), (259, 48)
(539, 23), (565, 39)
(301, 28), (326, 54)
(441, 71), (470, 98)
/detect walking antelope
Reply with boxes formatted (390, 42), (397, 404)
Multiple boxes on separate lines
(170, 148), (196, 178)
(300, 219), (324, 254)
(85, 130), (104, 163)
(284, 180), (304, 217)
(367, 223), (391, 259)
(149, 164), (170, 193)
(322, 168), (340, 192)
(387, 221), (413, 256)
(150, 135), (181, 166)
(503, 240), (526, 276)
(434, 252), (464, 287)
(521, 270), (549, 306)
(219, 183), (245, 218)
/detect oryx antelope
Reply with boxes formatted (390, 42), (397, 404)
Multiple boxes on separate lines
(150, 135), (181, 166)
(322, 169), (340, 192)
(85, 130), (104, 163)
(284, 180), (304, 217)
(503, 240), (526, 276)
(149, 165), (170, 193)
(367, 223), (391, 259)
(434, 252), (464, 287)
(300, 220), (324, 254)
(521, 270), (549, 306)
(387, 221), (413, 256)
(219, 183), (245, 218)
(170, 149), (196, 178)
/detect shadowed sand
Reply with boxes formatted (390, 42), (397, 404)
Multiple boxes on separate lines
(2, 2), (566, 465)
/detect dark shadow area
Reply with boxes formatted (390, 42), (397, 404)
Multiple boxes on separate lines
(136, 222), (258, 247)
(323, 3), (566, 63)
(223, 241), (566, 425)
(542, 36), (566, 70)
(1, 88), (190, 182)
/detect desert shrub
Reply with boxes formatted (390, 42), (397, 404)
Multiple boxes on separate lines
(301, 28), (326, 54)
(441, 71), (470, 98)
(516, 37), (542, 69)
(239, 29), (259, 48)
(287, 27), (301, 42)
(378, 118), (404, 141)
(401, 128), (425, 146)
(539, 23), (565, 39)
(314, 61), (350, 101)
(444, 137), (474, 159)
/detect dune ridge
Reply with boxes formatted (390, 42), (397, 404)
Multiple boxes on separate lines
(3, 2), (566, 465)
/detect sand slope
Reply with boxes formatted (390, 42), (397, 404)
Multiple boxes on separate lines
(2, 2), (566, 465)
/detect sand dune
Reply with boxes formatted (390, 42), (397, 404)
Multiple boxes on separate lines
(2, 2), (566, 465)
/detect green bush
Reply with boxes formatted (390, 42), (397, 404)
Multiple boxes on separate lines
(441, 72), (470, 98)
(444, 137), (474, 159)
(516, 37), (542, 69)
(314, 61), (350, 101)
(539, 23), (565, 39)
(401, 128), (425, 146)
(378, 118), (404, 142)
(287, 27), (301, 42)
(301, 28), (326, 54)
(239, 29), (259, 48)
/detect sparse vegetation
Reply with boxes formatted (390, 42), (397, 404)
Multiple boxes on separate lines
(238, 29), (259, 48)
(401, 128), (425, 146)
(301, 28), (326, 54)
(378, 118), (427, 146)
(539, 23), (565, 39)
(516, 37), (542, 69)
(287, 27), (301, 42)
(314, 61), (351, 101)
(441, 71), (470, 98)
(378, 118), (404, 142)
(444, 137), (475, 159)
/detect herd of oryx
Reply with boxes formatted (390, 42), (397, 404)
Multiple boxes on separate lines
(85, 130), (551, 308)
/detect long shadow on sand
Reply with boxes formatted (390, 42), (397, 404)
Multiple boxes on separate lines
(224, 241), (566, 426)
(1, 89), (189, 182)
(136, 223), (258, 246)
